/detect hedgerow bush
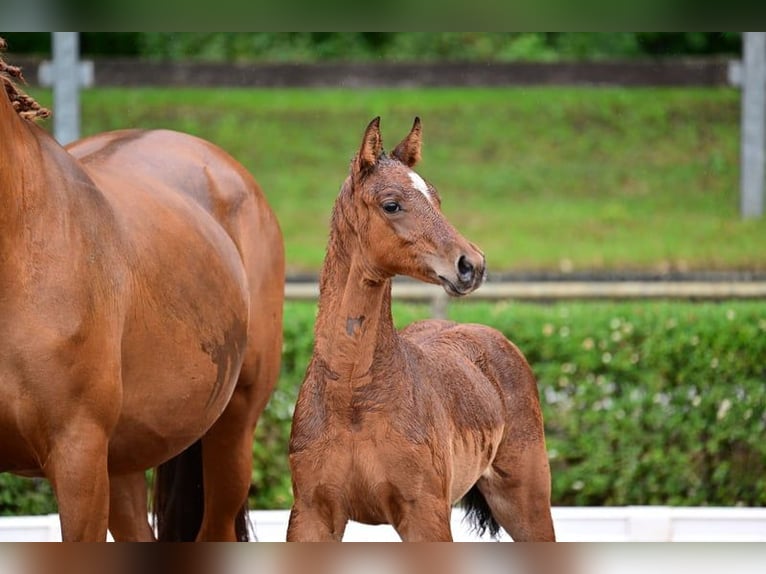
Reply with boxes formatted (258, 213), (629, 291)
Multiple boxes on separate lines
(2, 300), (764, 515)
(448, 300), (766, 507)
(250, 299), (766, 510)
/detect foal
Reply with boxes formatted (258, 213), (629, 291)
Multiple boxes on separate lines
(287, 117), (555, 541)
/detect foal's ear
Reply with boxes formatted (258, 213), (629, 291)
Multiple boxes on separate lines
(391, 117), (422, 168)
(354, 116), (383, 176)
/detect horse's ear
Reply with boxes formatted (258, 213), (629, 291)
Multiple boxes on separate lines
(354, 116), (383, 177)
(391, 117), (422, 168)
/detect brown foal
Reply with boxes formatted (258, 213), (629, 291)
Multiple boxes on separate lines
(287, 117), (555, 541)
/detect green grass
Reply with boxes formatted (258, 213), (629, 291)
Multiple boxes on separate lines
(30, 86), (765, 274)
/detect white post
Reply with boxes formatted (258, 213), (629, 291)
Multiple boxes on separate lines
(38, 34), (93, 145)
(741, 32), (766, 219)
(51, 32), (81, 145)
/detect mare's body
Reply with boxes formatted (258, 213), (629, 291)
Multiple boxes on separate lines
(0, 44), (284, 541)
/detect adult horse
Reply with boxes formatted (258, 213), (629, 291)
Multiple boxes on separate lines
(0, 40), (284, 541)
(287, 117), (555, 541)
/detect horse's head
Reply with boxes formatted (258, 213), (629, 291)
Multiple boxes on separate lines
(337, 116), (486, 296)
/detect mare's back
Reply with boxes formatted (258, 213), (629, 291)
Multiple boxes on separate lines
(68, 129), (258, 218)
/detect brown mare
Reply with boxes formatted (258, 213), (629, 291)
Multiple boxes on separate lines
(0, 40), (284, 541)
(287, 117), (555, 542)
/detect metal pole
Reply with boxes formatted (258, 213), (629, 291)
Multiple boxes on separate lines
(741, 32), (766, 219)
(52, 32), (81, 145)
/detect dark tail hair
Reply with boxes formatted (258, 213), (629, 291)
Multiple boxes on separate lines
(152, 439), (251, 541)
(460, 485), (501, 540)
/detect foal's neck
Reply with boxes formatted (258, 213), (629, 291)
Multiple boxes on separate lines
(313, 227), (398, 383)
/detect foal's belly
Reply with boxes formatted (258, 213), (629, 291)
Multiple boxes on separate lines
(311, 425), (502, 526)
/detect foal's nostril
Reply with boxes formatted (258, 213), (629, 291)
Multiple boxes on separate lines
(457, 255), (474, 282)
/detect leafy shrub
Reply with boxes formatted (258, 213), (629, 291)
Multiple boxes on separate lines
(448, 300), (766, 507)
(2, 300), (764, 514)
(3, 33), (740, 62)
(0, 476), (56, 516)
(249, 300), (766, 509)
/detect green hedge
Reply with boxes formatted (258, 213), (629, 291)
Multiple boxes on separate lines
(2, 300), (764, 515)
(252, 299), (766, 509)
(451, 300), (766, 507)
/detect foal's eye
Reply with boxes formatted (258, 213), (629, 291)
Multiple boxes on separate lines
(382, 201), (401, 214)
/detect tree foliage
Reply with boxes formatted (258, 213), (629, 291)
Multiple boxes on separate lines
(2, 33), (742, 61)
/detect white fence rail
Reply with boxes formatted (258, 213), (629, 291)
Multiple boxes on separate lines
(285, 280), (766, 302)
(2, 507), (765, 542)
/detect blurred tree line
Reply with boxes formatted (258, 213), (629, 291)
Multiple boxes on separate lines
(3, 33), (741, 62)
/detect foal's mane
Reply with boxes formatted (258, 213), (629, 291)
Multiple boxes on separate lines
(0, 38), (50, 121)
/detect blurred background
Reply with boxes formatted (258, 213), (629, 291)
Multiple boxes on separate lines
(0, 32), (764, 541)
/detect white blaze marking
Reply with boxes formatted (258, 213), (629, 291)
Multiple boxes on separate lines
(408, 171), (433, 205)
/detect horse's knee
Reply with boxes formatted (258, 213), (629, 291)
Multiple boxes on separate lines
(286, 505), (345, 542)
(392, 500), (453, 542)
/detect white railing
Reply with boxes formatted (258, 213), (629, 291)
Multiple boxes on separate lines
(284, 280), (766, 302)
(1, 507), (765, 542)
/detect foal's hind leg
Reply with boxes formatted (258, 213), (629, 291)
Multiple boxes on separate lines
(478, 439), (556, 541)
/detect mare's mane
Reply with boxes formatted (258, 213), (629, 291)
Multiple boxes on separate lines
(0, 37), (50, 121)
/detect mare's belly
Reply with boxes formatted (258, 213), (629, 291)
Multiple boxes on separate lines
(104, 192), (249, 472)
(107, 293), (247, 473)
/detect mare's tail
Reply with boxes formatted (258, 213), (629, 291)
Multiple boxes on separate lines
(460, 485), (501, 540)
(152, 439), (250, 541)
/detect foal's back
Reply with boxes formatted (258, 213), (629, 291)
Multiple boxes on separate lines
(401, 319), (545, 449)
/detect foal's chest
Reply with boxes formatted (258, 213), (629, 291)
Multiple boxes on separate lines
(320, 424), (432, 524)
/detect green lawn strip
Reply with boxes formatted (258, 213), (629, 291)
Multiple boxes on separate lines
(28, 86), (764, 273)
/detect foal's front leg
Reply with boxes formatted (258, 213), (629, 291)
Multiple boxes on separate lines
(286, 502), (347, 542)
(392, 497), (454, 542)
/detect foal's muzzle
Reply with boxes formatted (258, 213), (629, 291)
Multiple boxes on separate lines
(439, 252), (486, 296)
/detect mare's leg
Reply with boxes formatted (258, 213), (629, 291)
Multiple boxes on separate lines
(108, 471), (155, 541)
(46, 418), (112, 541)
(195, 287), (283, 541)
(477, 439), (556, 541)
(195, 384), (262, 541)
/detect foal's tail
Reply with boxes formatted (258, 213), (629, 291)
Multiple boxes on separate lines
(152, 439), (250, 541)
(460, 485), (501, 540)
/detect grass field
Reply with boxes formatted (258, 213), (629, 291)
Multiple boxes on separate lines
(31, 85), (766, 274)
